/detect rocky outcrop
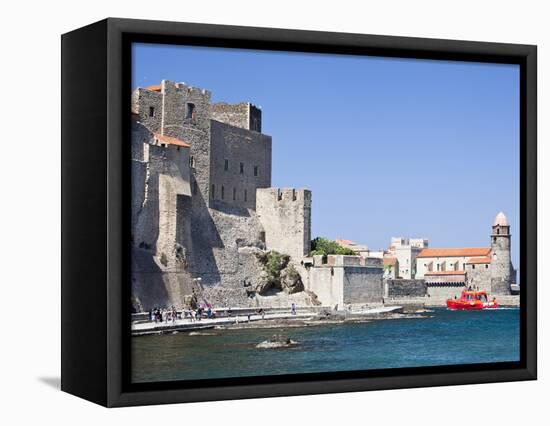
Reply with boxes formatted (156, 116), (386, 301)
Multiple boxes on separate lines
(253, 251), (305, 295)
(280, 265), (304, 294)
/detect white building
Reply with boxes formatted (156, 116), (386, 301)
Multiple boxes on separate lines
(389, 237), (428, 279)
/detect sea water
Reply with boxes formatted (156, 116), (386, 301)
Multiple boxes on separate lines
(131, 307), (520, 383)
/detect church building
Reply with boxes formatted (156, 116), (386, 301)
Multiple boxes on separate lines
(414, 212), (515, 296)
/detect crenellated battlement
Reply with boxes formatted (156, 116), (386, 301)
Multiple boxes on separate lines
(257, 188), (312, 205)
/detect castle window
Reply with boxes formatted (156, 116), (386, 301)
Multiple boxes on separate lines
(472, 264), (476, 269)
(259, 231), (265, 243)
(485, 264), (489, 269)
(254, 166), (258, 176)
(497, 228), (500, 235)
(224, 159), (229, 171)
(189, 156), (195, 168)
(149, 106), (155, 117)
(244, 189), (247, 202)
(221, 186), (225, 200)
(240, 162), (244, 174)
(493, 237), (497, 243)
(211, 184), (215, 199)
(192, 180), (198, 195)
(186, 103), (195, 119)
(233, 187), (236, 201)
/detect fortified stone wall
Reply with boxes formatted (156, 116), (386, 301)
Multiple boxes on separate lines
(161, 81), (212, 140)
(132, 88), (163, 133)
(303, 263), (383, 308)
(426, 284), (465, 299)
(210, 103), (249, 130)
(211, 102), (262, 132)
(131, 121), (195, 311)
(303, 267), (345, 309)
(188, 202), (264, 282)
(256, 188), (312, 259)
(465, 263), (491, 291)
(343, 266), (384, 305)
(385, 279), (427, 298)
(209, 120), (272, 210)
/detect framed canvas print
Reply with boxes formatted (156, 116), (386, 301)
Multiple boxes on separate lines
(61, 18), (537, 407)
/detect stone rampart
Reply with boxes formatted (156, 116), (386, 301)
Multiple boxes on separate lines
(385, 279), (427, 298)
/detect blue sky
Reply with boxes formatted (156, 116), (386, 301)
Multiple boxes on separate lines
(132, 44), (520, 269)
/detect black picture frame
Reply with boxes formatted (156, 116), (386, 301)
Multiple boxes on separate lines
(61, 17), (537, 407)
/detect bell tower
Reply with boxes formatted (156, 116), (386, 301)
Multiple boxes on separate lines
(490, 212), (512, 295)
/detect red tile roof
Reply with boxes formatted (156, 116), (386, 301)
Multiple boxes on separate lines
(336, 239), (354, 246)
(383, 257), (397, 266)
(424, 270), (466, 276)
(145, 84), (162, 92)
(466, 255), (492, 264)
(154, 133), (190, 148)
(417, 247), (491, 258)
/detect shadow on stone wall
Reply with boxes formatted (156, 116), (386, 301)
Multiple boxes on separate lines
(131, 248), (169, 310)
(209, 200), (251, 217)
(189, 190), (222, 285)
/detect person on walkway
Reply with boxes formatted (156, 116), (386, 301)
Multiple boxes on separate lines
(291, 303), (296, 315)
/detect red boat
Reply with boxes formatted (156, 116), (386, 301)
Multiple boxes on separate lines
(446, 290), (498, 310)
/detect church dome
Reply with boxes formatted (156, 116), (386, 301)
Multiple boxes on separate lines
(493, 212), (509, 227)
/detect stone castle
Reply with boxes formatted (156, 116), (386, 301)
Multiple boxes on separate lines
(130, 80), (515, 312)
(131, 80), (383, 311)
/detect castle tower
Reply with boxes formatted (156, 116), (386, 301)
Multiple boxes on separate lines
(256, 188), (312, 259)
(490, 212), (512, 295)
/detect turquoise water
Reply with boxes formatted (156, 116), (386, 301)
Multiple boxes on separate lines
(131, 308), (520, 383)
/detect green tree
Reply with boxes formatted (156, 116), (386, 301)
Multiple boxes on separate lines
(310, 237), (355, 256)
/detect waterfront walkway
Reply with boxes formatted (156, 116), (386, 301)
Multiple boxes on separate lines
(132, 305), (404, 336)
(132, 312), (315, 336)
